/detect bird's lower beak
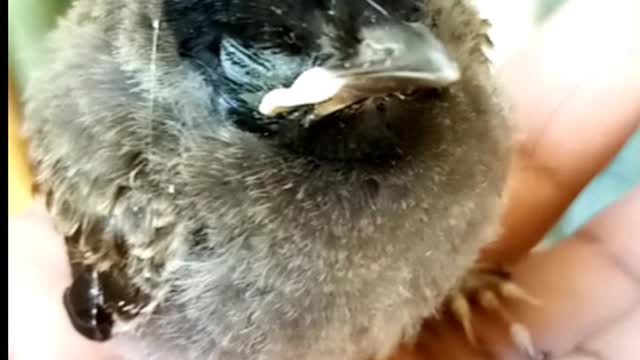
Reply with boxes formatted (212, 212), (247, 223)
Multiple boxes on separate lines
(258, 22), (460, 119)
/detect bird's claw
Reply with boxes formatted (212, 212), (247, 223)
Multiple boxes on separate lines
(443, 265), (543, 359)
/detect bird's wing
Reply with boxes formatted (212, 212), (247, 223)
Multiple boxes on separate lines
(45, 184), (178, 342)
(18, 0), (184, 343)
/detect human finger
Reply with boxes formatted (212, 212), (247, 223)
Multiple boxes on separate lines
(484, 0), (640, 263)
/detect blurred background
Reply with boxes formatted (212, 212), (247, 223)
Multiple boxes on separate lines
(8, 0), (639, 242)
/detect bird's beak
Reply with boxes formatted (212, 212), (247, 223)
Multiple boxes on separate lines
(258, 22), (461, 119)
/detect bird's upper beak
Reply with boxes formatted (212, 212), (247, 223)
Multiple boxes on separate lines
(259, 22), (461, 119)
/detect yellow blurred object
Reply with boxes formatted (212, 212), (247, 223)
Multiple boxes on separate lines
(9, 77), (34, 215)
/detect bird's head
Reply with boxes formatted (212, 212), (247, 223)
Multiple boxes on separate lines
(161, 0), (493, 161)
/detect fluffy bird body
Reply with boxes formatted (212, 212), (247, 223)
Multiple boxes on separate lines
(23, 0), (509, 359)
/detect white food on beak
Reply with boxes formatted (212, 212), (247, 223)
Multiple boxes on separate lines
(258, 67), (347, 116)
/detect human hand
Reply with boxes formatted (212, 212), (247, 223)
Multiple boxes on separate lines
(391, 0), (640, 358)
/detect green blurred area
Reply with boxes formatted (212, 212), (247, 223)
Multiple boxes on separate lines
(8, 0), (638, 242)
(8, 0), (71, 89)
(536, 0), (566, 21)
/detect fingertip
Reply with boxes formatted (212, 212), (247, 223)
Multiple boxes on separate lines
(506, 188), (640, 355)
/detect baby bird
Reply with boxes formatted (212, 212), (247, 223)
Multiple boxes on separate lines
(23, 0), (534, 359)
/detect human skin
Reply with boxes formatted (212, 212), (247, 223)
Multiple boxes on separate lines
(391, 0), (640, 358)
(8, 0), (639, 359)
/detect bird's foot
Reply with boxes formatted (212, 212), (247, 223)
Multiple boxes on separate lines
(443, 264), (544, 359)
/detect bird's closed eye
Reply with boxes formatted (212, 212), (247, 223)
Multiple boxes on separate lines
(400, 3), (426, 23)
